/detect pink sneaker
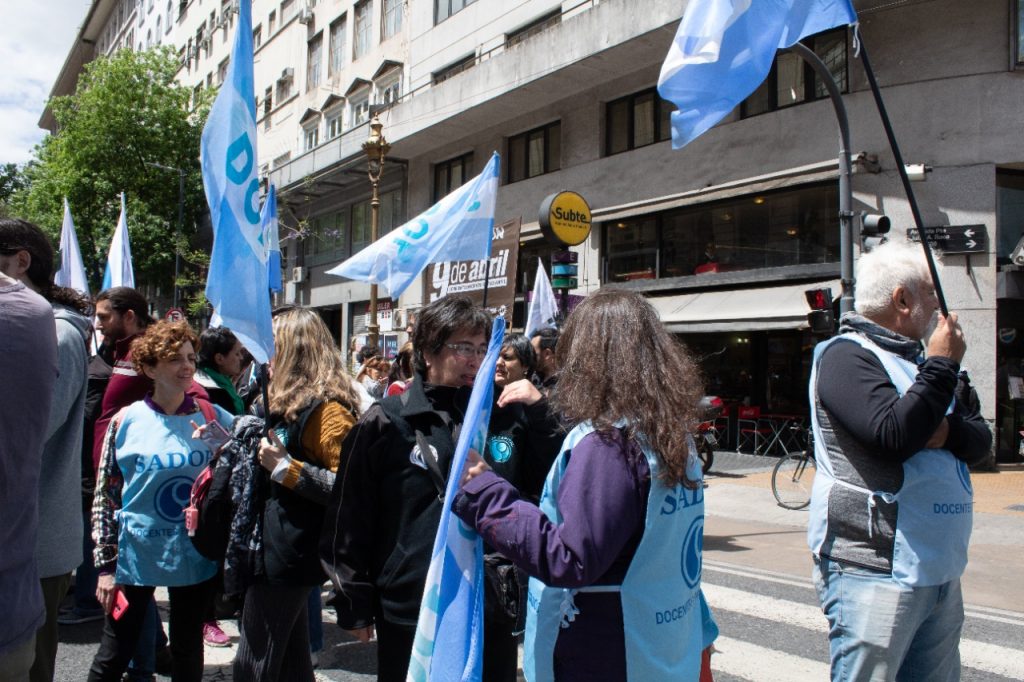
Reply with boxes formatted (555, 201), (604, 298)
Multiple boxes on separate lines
(202, 621), (231, 647)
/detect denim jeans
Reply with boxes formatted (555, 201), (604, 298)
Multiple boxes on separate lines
(813, 556), (964, 682)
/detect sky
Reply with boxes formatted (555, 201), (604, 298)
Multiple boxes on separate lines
(0, 0), (92, 165)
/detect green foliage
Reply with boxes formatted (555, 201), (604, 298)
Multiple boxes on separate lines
(11, 47), (213, 301)
(0, 163), (27, 217)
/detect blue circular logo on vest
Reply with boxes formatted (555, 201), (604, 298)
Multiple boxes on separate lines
(956, 461), (973, 495)
(488, 436), (514, 464)
(680, 515), (704, 589)
(154, 475), (193, 523)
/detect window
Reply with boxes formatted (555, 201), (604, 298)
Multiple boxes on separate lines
(156, 16), (162, 41)
(505, 10), (560, 48)
(605, 88), (673, 155)
(254, 25), (262, 48)
(507, 121), (560, 184)
(377, 74), (400, 107)
(350, 92), (369, 126)
(269, 9), (276, 33)
(146, 29), (153, 48)
(217, 58), (229, 85)
(434, 152), (472, 201)
(281, 0), (295, 23)
(307, 33), (323, 91)
(432, 54), (474, 84)
(435, 0), (477, 24)
(325, 108), (343, 139)
(602, 183), (840, 283)
(166, 0), (173, 29)
(741, 28), (847, 118)
(353, 1), (371, 59)
(382, 0), (401, 39)
(329, 15), (347, 74)
(303, 124), (320, 151)
(276, 76), (292, 104)
(1018, 0), (1024, 65)
(263, 86), (273, 129)
(303, 191), (402, 266)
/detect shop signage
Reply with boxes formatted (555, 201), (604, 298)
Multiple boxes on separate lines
(906, 224), (988, 254)
(423, 218), (522, 325)
(539, 191), (592, 246)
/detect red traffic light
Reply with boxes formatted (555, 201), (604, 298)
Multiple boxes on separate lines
(804, 288), (832, 311)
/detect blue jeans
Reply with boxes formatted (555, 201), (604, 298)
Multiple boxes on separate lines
(813, 556), (963, 682)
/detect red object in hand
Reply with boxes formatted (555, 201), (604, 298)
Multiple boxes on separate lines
(112, 590), (129, 621)
(700, 646), (715, 681)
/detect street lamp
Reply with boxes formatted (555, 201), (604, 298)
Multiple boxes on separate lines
(362, 112), (390, 351)
(146, 161), (185, 309)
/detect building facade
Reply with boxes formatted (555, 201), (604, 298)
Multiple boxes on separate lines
(44, 0), (1024, 458)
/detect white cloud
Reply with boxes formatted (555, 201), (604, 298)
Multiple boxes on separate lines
(0, 1), (92, 164)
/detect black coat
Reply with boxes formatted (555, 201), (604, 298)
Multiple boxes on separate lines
(320, 376), (469, 629)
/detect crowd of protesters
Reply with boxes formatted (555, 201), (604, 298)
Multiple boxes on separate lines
(0, 214), (990, 682)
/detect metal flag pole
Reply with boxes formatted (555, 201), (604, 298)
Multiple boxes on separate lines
(857, 37), (949, 316)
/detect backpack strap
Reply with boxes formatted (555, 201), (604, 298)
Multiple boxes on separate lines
(378, 398), (455, 500)
(196, 398), (217, 424)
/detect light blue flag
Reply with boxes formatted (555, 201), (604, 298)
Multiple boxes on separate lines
(657, 0), (857, 149)
(201, 0), (274, 364)
(524, 258), (558, 339)
(407, 316), (506, 682)
(101, 192), (135, 290)
(261, 184), (282, 293)
(328, 152), (500, 299)
(56, 197), (90, 295)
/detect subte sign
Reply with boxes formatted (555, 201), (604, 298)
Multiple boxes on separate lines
(906, 224), (988, 254)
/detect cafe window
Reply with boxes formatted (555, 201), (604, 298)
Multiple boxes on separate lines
(507, 121), (560, 184)
(606, 88), (673, 155)
(434, 152), (472, 201)
(603, 183), (840, 283)
(741, 28), (847, 118)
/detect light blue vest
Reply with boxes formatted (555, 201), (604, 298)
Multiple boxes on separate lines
(523, 422), (717, 681)
(808, 334), (973, 587)
(113, 401), (229, 587)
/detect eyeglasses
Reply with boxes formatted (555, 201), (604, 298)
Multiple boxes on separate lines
(444, 342), (488, 358)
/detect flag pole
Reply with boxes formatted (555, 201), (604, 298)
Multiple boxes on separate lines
(857, 38), (948, 316)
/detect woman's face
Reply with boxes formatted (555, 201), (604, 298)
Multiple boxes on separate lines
(215, 341), (245, 379)
(423, 328), (486, 388)
(495, 346), (526, 387)
(144, 341), (197, 396)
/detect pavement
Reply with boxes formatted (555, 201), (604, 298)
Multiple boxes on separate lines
(703, 451), (1024, 612)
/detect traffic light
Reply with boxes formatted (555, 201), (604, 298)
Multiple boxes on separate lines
(861, 212), (891, 237)
(804, 288), (834, 335)
(550, 250), (578, 289)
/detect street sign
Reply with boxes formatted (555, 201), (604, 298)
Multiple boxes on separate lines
(905, 224), (987, 254)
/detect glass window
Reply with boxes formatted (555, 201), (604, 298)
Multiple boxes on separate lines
(505, 10), (560, 48)
(434, 153), (472, 201)
(325, 109), (342, 139)
(217, 58), (229, 85)
(352, 201), (371, 253)
(350, 93), (369, 126)
(307, 33), (323, 91)
(507, 121), (560, 184)
(303, 125), (319, 151)
(378, 77), (400, 106)
(605, 88), (673, 155)
(1018, 0), (1024, 65)
(329, 15), (347, 74)
(436, 0), (476, 24)
(382, 0), (402, 39)
(354, 0), (371, 59)
(253, 25), (262, 48)
(432, 54), (474, 84)
(281, 0), (295, 23)
(776, 52), (805, 107)
(741, 28), (847, 118)
(269, 9), (276, 33)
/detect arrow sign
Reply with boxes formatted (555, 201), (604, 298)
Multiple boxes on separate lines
(906, 224), (988, 255)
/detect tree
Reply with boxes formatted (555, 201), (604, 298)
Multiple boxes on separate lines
(12, 47), (212, 302)
(0, 163), (27, 217)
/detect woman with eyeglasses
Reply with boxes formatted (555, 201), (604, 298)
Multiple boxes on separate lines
(320, 294), (491, 682)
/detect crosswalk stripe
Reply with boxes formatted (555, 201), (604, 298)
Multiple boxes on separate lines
(710, 636), (831, 681)
(703, 581), (1024, 678)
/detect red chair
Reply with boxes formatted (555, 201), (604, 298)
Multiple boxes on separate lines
(736, 406), (773, 455)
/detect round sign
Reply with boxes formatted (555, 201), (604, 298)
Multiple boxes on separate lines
(164, 307), (185, 322)
(539, 191), (592, 246)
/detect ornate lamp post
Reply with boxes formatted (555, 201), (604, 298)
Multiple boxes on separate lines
(362, 112), (390, 351)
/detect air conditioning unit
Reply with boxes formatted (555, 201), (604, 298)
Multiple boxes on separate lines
(280, 67), (295, 81)
(297, 7), (314, 24)
(291, 266), (306, 283)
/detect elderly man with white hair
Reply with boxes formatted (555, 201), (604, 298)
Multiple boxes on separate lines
(807, 241), (991, 681)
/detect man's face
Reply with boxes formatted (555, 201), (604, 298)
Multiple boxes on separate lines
(531, 336), (554, 378)
(907, 281), (939, 341)
(95, 300), (128, 342)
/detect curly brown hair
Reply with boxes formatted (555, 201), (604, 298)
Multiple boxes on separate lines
(131, 320), (200, 373)
(551, 288), (705, 489)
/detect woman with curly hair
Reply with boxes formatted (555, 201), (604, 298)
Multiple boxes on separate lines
(233, 307), (361, 681)
(89, 321), (234, 682)
(455, 288), (718, 681)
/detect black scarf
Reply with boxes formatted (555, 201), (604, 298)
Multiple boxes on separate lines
(838, 312), (923, 363)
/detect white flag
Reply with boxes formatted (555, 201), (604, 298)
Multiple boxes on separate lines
(55, 197), (90, 295)
(101, 192), (135, 289)
(525, 258), (558, 338)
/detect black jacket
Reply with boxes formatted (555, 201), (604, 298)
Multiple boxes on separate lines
(485, 390), (563, 502)
(320, 376), (469, 629)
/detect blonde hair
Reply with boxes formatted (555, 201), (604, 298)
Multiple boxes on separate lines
(269, 308), (361, 423)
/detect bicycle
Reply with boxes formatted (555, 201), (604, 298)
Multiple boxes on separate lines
(771, 428), (816, 510)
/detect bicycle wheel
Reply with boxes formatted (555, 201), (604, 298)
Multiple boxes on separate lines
(771, 452), (816, 510)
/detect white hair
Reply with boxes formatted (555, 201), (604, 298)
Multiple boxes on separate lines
(854, 241), (933, 317)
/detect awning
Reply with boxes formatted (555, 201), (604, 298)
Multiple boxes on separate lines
(648, 280), (841, 333)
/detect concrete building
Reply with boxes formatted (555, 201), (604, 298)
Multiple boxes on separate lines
(42, 0), (1024, 459)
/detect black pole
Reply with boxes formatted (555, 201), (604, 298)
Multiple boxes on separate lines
(481, 254), (491, 308)
(858, 39), (948, 316)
